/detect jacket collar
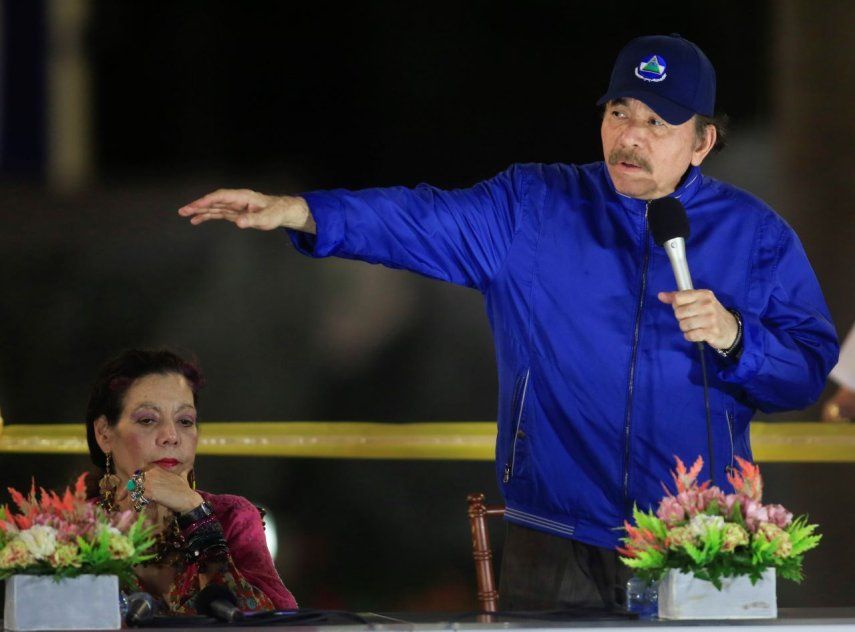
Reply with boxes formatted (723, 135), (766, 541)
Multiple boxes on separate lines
(602, 163), (703, 215)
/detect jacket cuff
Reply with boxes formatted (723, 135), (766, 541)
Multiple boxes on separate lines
(717, 310), (764, 384)
(286, 190), (347, 258)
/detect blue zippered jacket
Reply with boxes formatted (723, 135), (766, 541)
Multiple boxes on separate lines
(290, 161), (839, 549)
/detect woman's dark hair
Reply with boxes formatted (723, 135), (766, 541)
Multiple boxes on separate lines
(85, 348), (205, 470)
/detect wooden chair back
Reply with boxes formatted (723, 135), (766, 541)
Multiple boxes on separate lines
(466, 493), (506, 613)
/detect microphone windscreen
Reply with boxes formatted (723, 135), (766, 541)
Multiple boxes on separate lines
(648, 197), (690, 246)
(126, 592), (155, 625)
(195, 583), (237, 613)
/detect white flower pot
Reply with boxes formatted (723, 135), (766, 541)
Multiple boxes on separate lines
(4, 574), (121, 631)
(658, 568), (776, 619)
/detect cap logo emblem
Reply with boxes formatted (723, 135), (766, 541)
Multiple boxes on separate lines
(635, 54), (667, 82)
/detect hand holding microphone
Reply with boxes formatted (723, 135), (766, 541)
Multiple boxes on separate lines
(648, 197), (739, 352)
(648, 197), (732, 485)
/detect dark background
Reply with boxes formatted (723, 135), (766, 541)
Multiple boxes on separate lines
(0, 0), (853, 612)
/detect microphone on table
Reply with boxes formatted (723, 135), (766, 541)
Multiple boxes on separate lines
(195, 584), (245, 623)
(126, 592), (156, 626)
(647, 196), (716, 484)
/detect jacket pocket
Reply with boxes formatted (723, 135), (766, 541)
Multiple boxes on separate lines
(503, 368), (531, 484)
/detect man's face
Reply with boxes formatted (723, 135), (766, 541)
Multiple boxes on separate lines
(601, 97), (712, 200)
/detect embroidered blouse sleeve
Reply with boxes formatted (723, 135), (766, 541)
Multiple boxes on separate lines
(209, 494), (298, 610)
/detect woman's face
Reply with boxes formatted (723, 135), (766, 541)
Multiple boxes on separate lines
(95, 372), (198, 482)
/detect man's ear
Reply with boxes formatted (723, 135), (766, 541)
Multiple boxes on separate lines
(93, 416), (113, 454)
(691, 123), (717, 167)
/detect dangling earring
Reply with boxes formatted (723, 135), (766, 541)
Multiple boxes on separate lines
(98, 452), (120, 512)
(188, 468), (197, 490)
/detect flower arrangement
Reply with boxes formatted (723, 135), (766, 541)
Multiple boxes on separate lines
(0, 474), (154, 583)
(619, 455), (821, 589)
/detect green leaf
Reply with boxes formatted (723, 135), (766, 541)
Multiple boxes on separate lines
(682, 542), (705, 565)
(728, 500), (747, 529)
(705, 499), (722, 515)
(701, 526), (723, 560)
(632, 506), (668, 541)
(787, 517), (821, 557)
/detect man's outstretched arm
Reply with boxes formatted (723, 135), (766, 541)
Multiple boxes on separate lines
(177, 166), (531, 291)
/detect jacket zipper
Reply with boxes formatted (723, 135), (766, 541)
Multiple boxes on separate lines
(503, 369), (531, 483)
(622, 203), (650, 509)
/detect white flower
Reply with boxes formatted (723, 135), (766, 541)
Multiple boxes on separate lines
(97, 525), (122, 538)
(688, 513), (725, 539)
(18, 525), (58, 560)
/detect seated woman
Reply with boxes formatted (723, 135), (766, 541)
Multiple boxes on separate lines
(85, 348), (297, 613)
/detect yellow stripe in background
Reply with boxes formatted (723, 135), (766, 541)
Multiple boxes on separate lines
(0, 419), (853, 462)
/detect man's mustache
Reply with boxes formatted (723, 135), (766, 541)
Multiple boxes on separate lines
(608, 149), (652, 173)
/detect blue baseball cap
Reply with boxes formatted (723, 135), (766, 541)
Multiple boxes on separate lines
(597, 34), (716, 125)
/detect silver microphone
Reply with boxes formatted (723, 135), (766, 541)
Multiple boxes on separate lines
(662, 236), (693, 291)
(648, 197), (692, 290)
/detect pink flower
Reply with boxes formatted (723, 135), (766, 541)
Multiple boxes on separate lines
(113, 510), (136, 532)
(657, 496), (686, 525)
(700, 487), (726, 513)
(743, 498), (770, 533)
(724, 493), (742, 514)
(765, 504), (793, 528)
(676, 489), (707, 517)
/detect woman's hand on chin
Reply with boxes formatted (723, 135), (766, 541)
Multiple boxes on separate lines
(117, 467), (203, 515)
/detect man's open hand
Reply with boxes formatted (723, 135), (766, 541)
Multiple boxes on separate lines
(179, 189), (316, 233)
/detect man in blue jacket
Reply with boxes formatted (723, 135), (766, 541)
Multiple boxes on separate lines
(180, 35), (838, 610)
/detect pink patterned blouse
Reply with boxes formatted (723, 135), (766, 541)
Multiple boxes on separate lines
(128, 491), (297, 613)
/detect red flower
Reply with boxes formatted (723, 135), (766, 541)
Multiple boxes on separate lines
(671, 455), (705, 493)
(726, 456), (763, 502)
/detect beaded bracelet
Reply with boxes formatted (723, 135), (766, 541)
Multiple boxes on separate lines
(180, 514), (217, 538)
(177, 501), (214, 530)
(714, 308), (743, 359)
(184, 516), (229, 565)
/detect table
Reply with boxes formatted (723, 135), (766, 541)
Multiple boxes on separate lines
(6, 608), (854, 631)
